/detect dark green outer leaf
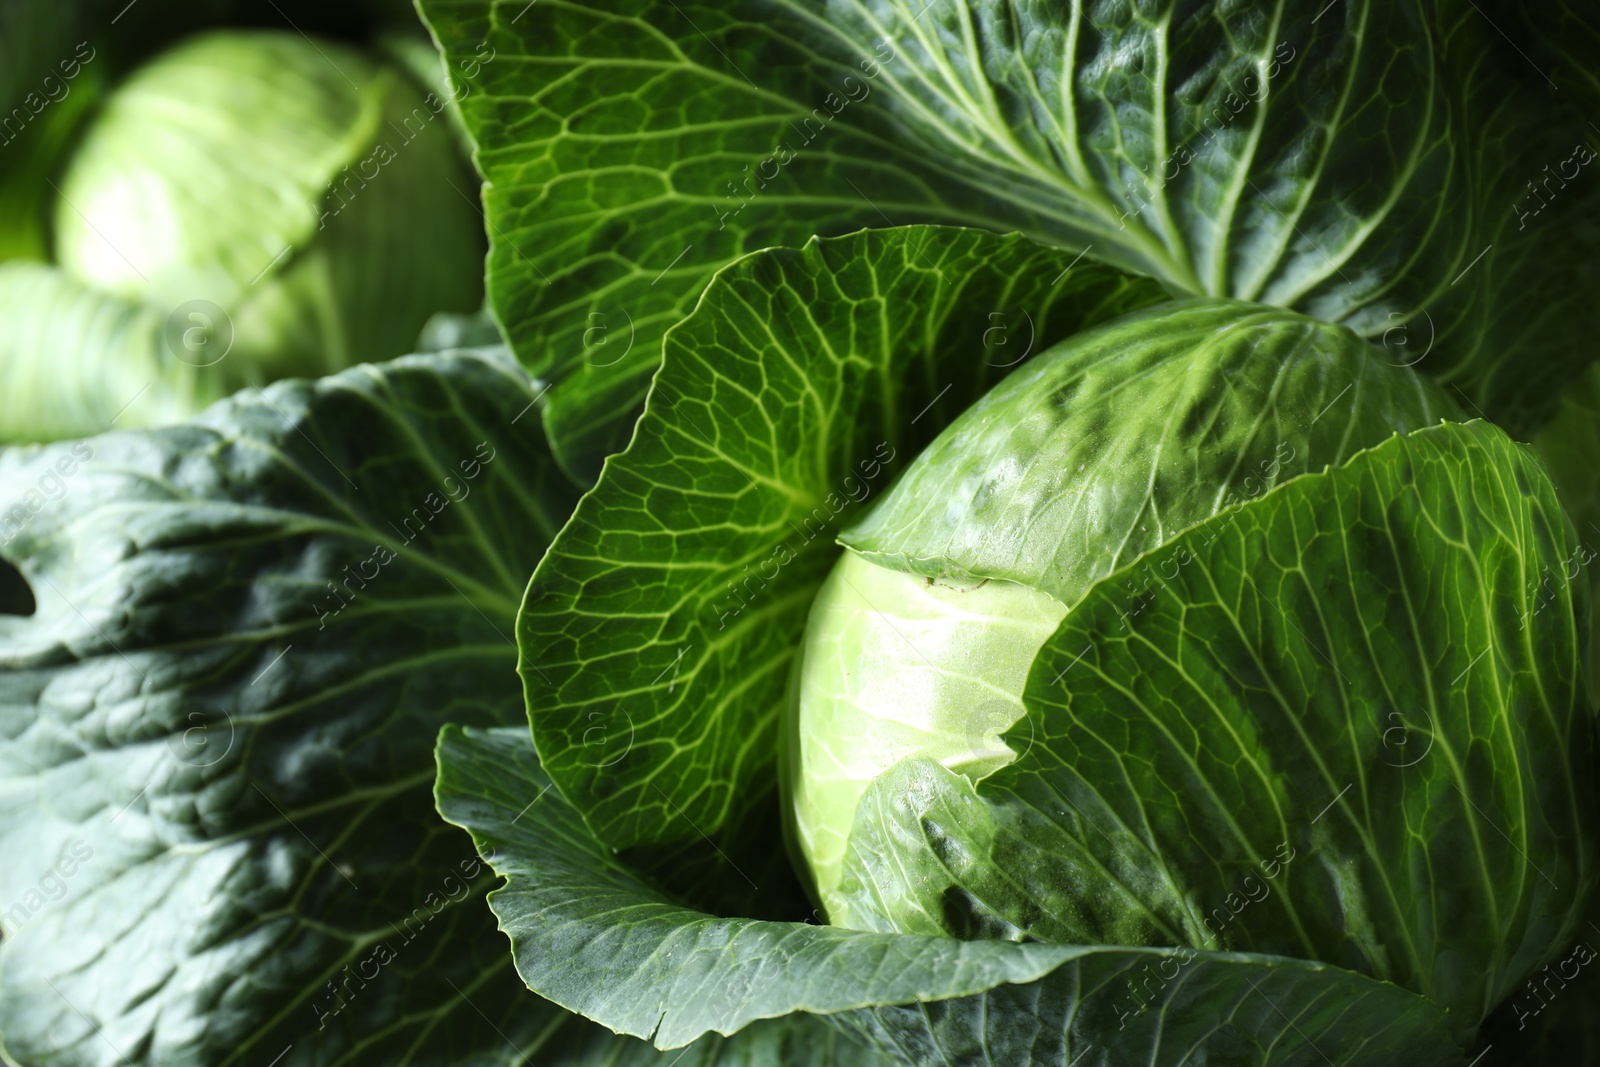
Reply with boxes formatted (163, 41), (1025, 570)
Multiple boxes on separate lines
(1505, 0), (1600, 1030)
(552, 1011), (898, 1066)
(434, 723), (1463, 1066)
(1533, 361), (1600, 684)
(839, 421), (1597, 1032)
(1429, 0), (1600, 435)
(416, 0), (989, 479)
(843, 297), (1462, 604)
(517, 226), (1169, 851)
(0, 352), (586, 1066)
(1487, 7), (1600, 1045)
(1469, 908), (1600, 1065)
(419, 0), (1599, 480)
(1489, 0), (1600, 110)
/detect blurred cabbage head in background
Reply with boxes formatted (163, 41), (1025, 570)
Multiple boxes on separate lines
(0, 27), (485, 442)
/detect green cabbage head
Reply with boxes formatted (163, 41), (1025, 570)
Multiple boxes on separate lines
(413, 222), (1600, 1057)
(785, 299), (1597, 1031)
(8, 28), (483, 440)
